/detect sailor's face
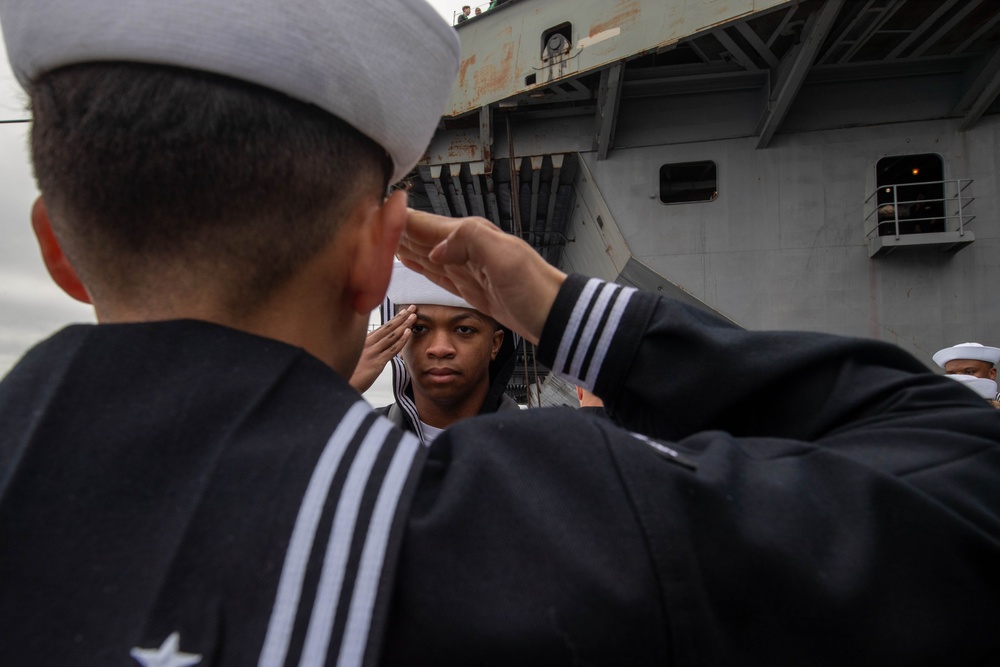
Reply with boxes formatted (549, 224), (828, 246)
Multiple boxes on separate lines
(944, 359), (997, 380)
(402, 305), (502, 405)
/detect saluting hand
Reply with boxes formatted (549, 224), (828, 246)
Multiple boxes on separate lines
(397, 210), (566, 345)
(348, 305), (417, 393)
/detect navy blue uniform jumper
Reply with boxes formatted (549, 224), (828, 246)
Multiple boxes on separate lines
(1, 275), (998, 666)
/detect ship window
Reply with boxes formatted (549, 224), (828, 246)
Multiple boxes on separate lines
(875, 154), (944, 235)
(659, 161), (718, 204)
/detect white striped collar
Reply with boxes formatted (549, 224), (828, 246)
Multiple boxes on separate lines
(258, 401), (421, 667)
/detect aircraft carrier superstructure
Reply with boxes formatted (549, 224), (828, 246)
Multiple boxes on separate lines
(406, 0), (1000, 403)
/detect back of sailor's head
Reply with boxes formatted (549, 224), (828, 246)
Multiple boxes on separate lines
(0, 0), (460, 310)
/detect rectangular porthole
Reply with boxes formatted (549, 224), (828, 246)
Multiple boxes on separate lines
(659, 161), (718, 204)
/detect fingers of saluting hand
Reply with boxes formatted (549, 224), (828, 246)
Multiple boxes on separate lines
(397, 211), (503, 313)
(399, 209), (567, 345)
(367, 305), (416, 356)
(396, 209), (465, 290)
(349, 306), (417, 393)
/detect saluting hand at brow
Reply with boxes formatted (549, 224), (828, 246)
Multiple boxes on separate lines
(348, 305), (417, 393)
(397, 210), (566, 345)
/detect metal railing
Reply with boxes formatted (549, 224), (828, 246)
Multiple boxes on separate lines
(864, 178), (975, 241)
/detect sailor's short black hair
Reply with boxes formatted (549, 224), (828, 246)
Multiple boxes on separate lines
(30, 62), (389, 314)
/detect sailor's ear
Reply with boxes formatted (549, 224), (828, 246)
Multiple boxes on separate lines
(31, 197), (91, 304)
(491, 327), (504, 360)
(347, 189), (407, 314)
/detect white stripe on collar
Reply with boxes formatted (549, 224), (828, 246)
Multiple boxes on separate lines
(258, 401), (371, 667)
(257, 401), (418, 667)
(336, 431), (420, 666)
(298, 417), (396, 664)
(391, 356), (428, 446)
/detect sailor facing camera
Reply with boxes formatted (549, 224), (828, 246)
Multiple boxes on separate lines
(352, 261), (519, 444)
(0, 1), (998, 666)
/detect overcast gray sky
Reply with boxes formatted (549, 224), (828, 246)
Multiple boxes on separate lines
(0, 1), (462, 406)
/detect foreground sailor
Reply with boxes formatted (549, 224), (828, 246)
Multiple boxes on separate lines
(352, 262), (518, 444)
(0, 2), (998, 667)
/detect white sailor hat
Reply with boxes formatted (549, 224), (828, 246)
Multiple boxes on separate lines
(0, 0), (459, 185)
(386, 260), (473, 310)
(944, 374), (999, 400)
(932, 342), (1000, 369)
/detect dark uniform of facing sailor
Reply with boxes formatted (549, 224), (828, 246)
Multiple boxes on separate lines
(0, 1), (998, 666)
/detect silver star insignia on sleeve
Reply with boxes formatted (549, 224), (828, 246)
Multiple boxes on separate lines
(130, 632), (202, 667)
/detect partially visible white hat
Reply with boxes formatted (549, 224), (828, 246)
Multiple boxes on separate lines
(0, 0), (459, 184)
(944, 374), (999, 400)
(386, 260), (472, 309)
(932, 342), (1000, 368)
